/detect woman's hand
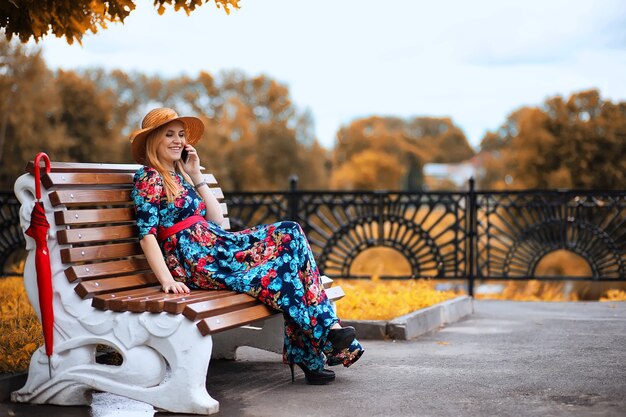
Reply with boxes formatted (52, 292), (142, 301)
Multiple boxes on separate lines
(180, 144), (201, 176)
(161, 280), (191, 294)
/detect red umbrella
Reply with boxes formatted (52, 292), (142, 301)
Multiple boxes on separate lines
(24, 152), (53, 377)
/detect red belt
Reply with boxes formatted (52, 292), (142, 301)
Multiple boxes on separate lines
(157, 215), (206, 242)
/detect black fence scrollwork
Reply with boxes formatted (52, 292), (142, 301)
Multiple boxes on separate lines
(1, 183), (625, 296)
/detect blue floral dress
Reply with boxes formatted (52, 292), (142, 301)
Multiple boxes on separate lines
(131, 166), (363, 371)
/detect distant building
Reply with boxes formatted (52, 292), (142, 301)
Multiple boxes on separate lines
(423, 155), (486, 190)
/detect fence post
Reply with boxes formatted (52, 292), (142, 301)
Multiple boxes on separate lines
(467, 177), (476, 297)
(288, 175), (299, 223)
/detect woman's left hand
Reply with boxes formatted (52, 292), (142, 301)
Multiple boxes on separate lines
(180, 144), (201, 174)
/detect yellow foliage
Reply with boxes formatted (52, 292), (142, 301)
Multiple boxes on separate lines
(600, 289), (626, 302)
(0, 277), (43, 373)
(2, 0), (241, 45)
(334, 279), (458, 321)
(330, 149), (406, 190)
(474, 280), (577, 302)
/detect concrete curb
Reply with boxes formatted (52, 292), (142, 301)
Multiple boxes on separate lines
(343, 295), (473, 340)
(0, 373), (26, 402)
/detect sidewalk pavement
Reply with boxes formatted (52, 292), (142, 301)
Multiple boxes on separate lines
(1, 300), (625, 417)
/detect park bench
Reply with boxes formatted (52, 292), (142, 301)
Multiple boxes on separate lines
(12, 161), (345, 415)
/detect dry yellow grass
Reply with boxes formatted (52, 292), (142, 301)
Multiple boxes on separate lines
(0, 277), (42, 373)
(600, 289), (626, 302)
(335, 278), (459, 320)
(474, 280), (577, 302)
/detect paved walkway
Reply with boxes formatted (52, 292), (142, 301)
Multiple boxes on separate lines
(1, 300), (625, 416)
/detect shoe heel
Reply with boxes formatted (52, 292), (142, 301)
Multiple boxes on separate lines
(289, 362), (295, 383)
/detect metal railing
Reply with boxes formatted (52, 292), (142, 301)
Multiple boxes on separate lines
(2, 180), (625, 295)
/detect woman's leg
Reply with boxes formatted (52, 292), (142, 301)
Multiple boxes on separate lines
(190, 221), (341, 371)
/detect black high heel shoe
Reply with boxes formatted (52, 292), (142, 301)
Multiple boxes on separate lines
(289, 362), (335, 385)
(327, 326), (356, 352)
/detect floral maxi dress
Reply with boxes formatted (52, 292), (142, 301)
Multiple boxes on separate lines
(131, 166), (363, 371)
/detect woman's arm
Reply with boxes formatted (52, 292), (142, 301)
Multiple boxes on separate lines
(181, 144), (225, 225)
(140, 234), (190, 294)
(189, 172), (225, 225)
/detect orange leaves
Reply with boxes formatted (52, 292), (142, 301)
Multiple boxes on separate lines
(1, 0), (240, 44)
(330, 149), (406, 190)
(331, 116), (473, 191)
(0, 277), (43, 373)
(155, 0), (240, 16)
(600, 289), (626, 302)
(334, 279), (458, 321)
(479, 89), (626, 190)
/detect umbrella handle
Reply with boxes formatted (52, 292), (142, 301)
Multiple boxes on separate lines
(33, 152), (51, 201)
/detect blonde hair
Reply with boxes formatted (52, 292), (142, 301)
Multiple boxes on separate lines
(144, 122), (194, 203)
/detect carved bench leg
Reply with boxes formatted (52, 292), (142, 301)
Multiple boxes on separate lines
(12, 346), (93, 406)
(86, 321), (219, 415)
(13, 322), (220, 415)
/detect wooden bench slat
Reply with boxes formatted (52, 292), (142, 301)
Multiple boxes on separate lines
(65, 258), (151, 282)
(55, 207), (136, 225)
(195, 285), (346, 336)
(50, 190), (132, 206)
(41, 171), (217, 188)
(26, 161), (142, 175)
(163, 291), (241, 314)
(58, 220), (230, 245)
(97, 286), (165, 311)
(61, 242), (143, 263)
(43, 172), (219, 188)
(43, 172), (136, 188)
(182, 293), (259, 320)
(58, 225), (138, 244)
(125, 292), (176, 312)
(324, 285), (345, 302)
(92, 286), (163, 310)
(211, 188), (224, 199)
(50, 188), (224, 207)
(56, 205), (227, 227)
(124, 290), (237, 313)
(145, 290), (236, 313)
(197, 304), (276, 335)
(321, 276), (333, 289)
(75, 273), (159, 298)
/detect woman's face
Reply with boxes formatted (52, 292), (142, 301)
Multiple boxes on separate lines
(156, 121), (186, 168)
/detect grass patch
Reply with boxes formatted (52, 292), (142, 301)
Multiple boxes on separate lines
(335, 278), (459, 321)
(0, 277), (42, 373)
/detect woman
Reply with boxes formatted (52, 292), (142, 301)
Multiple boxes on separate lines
(129, 107), (363, 385)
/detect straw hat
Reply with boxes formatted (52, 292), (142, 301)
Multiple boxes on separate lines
(129, 107), (205, 164)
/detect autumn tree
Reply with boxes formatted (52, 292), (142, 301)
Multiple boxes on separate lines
(170, 71), (328, 191)
(479, 90), (626, 189)
(331, 116), (473, 190)
(56, 70), (125, 163)
(1, 0), (240, 45)
(0, 38), (67, 188)
(0, 39), (133, 188)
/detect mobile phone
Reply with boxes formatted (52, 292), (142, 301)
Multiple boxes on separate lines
(181, 148), (189, 163)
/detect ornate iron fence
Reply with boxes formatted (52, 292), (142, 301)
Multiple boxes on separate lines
(226, 179), (626, 295)
(2, 182), (625, 295)
(474, 189), (626, 282)
(0, 191), (25, 276)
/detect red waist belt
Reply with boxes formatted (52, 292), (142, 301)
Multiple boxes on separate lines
(157, 215), (206, 242)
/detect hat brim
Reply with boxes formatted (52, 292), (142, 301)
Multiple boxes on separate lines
(130, 116), (205, 165)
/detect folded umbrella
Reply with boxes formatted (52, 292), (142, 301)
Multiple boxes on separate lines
(24, 152), (53, 378)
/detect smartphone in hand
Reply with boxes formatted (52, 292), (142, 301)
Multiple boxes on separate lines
(181, 148), (189, 163)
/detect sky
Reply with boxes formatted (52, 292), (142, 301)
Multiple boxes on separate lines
(31, 0), (626, 150)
